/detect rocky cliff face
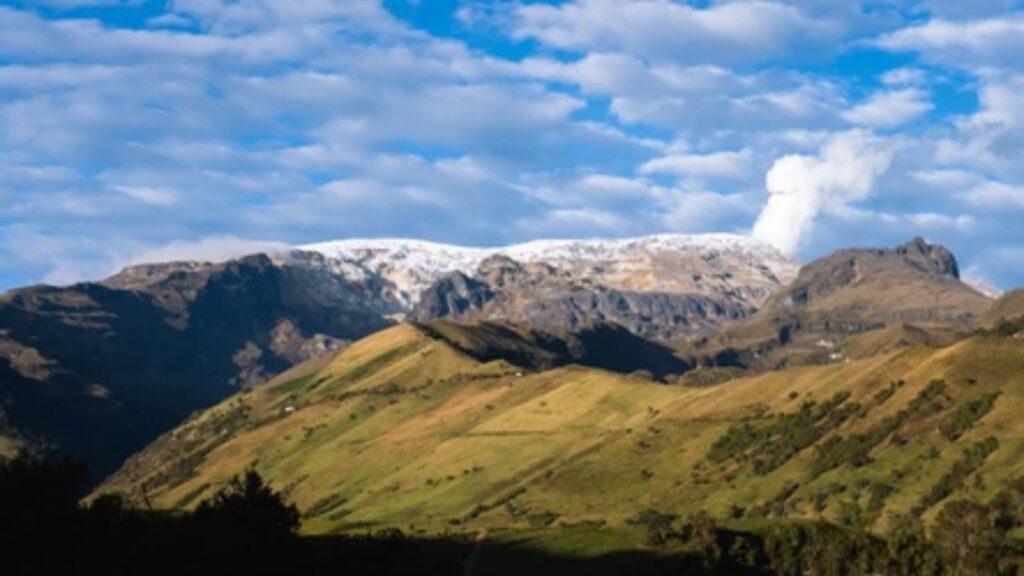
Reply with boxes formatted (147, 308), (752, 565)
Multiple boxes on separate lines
(411, 255), (758, 339)
(392, 235), (800, 339)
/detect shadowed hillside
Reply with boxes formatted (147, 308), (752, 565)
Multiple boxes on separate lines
(0, 253), (395, 480)
(418, 320), (692, 378)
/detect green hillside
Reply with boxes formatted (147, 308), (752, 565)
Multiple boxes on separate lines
(99, 321), (1024, 544)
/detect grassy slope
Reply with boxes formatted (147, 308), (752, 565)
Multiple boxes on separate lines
(99, 322), (1024, 543)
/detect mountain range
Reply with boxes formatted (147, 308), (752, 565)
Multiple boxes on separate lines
(0, 234), (1015, 486)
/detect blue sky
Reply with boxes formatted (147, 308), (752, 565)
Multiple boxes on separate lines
(1, 1), (1024, 291)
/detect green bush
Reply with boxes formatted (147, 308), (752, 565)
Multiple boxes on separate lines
(813, 380), (951, 476)
(917, 437), (999, 513)
(939, 391), (1000, 441)
(908, 379), (947, 412)
(708, 391), (857, 475)
(872, 380), (904, 407)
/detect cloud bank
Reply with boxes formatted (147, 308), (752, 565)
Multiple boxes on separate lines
(1, 1), (1024, 290)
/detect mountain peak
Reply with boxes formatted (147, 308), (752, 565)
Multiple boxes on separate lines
(894, 236), (960, 279)
(762, 238), (984, 320)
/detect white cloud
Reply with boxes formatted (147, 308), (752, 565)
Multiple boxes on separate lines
(881, 67), (927, 87)
(513, 0), (839, 64)
(125, 235), (291, 266)
(934, 74), (1024, 175)
(963, 181), (1024, 209)
(639, 149), (753, 179)
(842, 88), (932, 128)
(574, 174), (651, 198)
(910, 169), (981, 188)
(657, 190), (757, 233)
(1, 2), (1024, 292)
(521, 52), (847, 132)
(877, 14), (1024, 68)
(753, 130), (896, 254)
(515, 207), (636, 238)
(906, 212), (975, 231)
(112, 185), (180, 207)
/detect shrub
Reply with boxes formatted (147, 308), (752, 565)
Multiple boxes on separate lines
(872, 380), (904, 407)
(886, 513), (941, 576)
(933, 499), (1013, 576)
(708, 391), (858, 475)
(908, 380), (946, 412)
(762, 521), (887, 576)
(813, 381), (953, 476)
(939, 391), (1000, 441)
(627, 508), (678, 547)
(917, 437), (999, 513)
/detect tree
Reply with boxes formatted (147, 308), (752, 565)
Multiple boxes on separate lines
(688, 511), (721, 568)
(188, 469), (301, 573)
(885, 513), (940, 576)
(932, 500), (1010, 576)
(193, 468), (300, 538)
(0, 451), (88, 574)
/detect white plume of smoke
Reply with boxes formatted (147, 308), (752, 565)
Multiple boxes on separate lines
(753, 130), (894, 255)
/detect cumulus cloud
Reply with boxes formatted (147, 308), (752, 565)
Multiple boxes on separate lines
(842, 88), (933, 128)
(753, 130), (896, 254)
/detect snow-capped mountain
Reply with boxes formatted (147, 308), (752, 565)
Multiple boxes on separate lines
(300, 234), (800, 312)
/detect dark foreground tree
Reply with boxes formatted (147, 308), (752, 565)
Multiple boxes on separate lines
(193, 468), (299, 537)
(186, 469), (301, 574)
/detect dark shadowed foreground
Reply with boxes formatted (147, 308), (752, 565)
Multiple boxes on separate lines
(6, 453), (1024, 575)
